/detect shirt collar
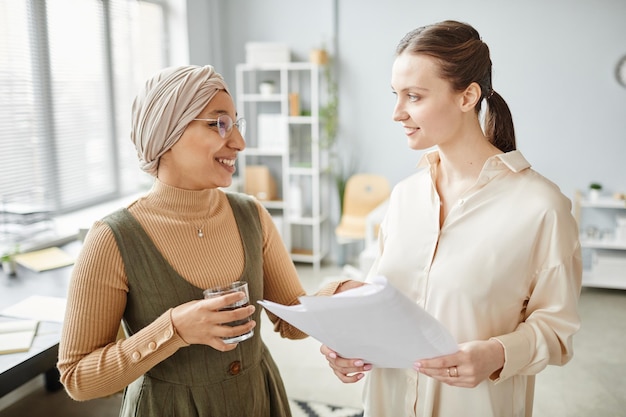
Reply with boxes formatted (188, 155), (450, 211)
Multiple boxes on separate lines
(493, 150), (531, 173)
(416, 149), (531, 173)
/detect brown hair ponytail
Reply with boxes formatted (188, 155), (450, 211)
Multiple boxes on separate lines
(484, 91), (516, 152)
(396, 20), (516, 152)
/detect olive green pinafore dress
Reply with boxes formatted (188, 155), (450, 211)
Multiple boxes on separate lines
(102, 193), (291, 417)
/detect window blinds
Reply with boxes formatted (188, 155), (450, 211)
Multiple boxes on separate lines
(0, 0), (163, 215)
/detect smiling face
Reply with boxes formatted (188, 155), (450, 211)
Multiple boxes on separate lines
(157, 90), (245, 190)
(391, 53), (469, 151)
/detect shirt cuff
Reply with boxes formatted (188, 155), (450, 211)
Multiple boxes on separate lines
(489, 332), (532, 383)
(316, 280), (350, 296)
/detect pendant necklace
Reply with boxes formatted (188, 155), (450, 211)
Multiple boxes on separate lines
(195, 204), (210, 238)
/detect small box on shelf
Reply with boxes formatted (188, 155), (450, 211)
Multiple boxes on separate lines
(244, 165), (278, 201)
(245, 42), (290, 65)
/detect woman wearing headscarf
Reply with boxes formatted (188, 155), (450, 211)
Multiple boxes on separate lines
(58, 65), (342, 416)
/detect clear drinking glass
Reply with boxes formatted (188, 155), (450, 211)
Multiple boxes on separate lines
(203, 281), (254, 344)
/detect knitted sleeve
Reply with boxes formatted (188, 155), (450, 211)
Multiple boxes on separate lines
(57, 222), (188, 401)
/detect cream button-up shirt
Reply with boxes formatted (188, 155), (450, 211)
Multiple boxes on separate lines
(363, 150), (582, 417)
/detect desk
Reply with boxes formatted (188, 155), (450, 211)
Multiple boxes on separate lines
(0, 242), (79, 398)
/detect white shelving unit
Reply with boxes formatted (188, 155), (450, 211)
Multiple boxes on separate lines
(574, 192), (626, 290)
(235, 62), (330, 271)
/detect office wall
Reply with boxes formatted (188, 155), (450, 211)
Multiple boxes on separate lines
(333, 0), (626, 200)
(187, 0), (626, 206)
(187, 0), (335, 77)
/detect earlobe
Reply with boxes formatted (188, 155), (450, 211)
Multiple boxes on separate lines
(460, 82), (481, 112)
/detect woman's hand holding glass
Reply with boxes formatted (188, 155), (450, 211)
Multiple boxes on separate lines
(171, 292), (256, 352)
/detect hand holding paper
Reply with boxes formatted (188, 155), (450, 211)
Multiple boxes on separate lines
(258, 276), (457, 369)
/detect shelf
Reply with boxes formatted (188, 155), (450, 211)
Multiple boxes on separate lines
(288, 214), (328, 225)
(237, 62), (320, 71)
(291, 247), (330, 264)
(579, 198), (626, 208)
(243, 148), (286, 157)
(288, 116), (316, 124)
(289, 167), (319, 175)
(582, 270), (626, 290)
(258, 200), (285, 210)
(236, 62), (329, 271)
(576, 192), (626, 290)
(580, 239), (626, 250)
(240, 93), (282, 102)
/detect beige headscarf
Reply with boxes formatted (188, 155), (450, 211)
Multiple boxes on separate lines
(130, 65), (230, 176)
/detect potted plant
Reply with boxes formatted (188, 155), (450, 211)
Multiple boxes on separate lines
(318, 54), (348, 210)
(319, 57), (338, 151)
(588, 183), (602, 201)
(1, 244), (19, 276)
(259, 80), (275, 96)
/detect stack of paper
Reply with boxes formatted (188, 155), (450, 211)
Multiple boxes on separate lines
(259, 276), (458, 369)
(0, 319), (39, 354)
(0, 295), (67, 323)
(13, 246), (75, 272)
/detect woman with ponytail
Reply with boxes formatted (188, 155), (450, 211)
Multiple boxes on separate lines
(321, 20), (582, 417)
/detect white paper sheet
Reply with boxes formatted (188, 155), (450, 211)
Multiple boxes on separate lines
(259, 276), (458, 369)
(0, 295), (67, 323)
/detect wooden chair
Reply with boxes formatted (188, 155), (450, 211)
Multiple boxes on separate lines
(335, 174), (390, 266)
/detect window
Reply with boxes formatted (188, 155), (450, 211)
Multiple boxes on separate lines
(0, 0), (167, 218)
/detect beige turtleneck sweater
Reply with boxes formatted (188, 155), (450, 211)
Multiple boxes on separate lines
(58, 179), (337, 401)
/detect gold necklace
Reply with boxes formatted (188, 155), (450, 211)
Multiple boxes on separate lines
(196, 226), (204, 238)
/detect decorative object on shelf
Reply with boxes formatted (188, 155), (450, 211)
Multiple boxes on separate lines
(617, 215), (626, 242)
(588, 182), (602, 201)
(309, 48), (329, 65)
(244, 165), (277, 201)
(288, 182), (303, 218)
(600, 228), (615, 242)
(584, 225), (599, 240)
(615, 54), (626, 88)
(259, 80), (275, 96)
(288, 92), (300, 116)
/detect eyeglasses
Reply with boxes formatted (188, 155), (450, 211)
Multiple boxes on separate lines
(192, 114), (246, 139)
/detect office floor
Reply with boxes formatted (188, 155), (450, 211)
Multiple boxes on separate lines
(1, 262), (625, 417)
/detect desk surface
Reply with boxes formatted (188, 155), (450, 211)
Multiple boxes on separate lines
(0, 241), (80, 397)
